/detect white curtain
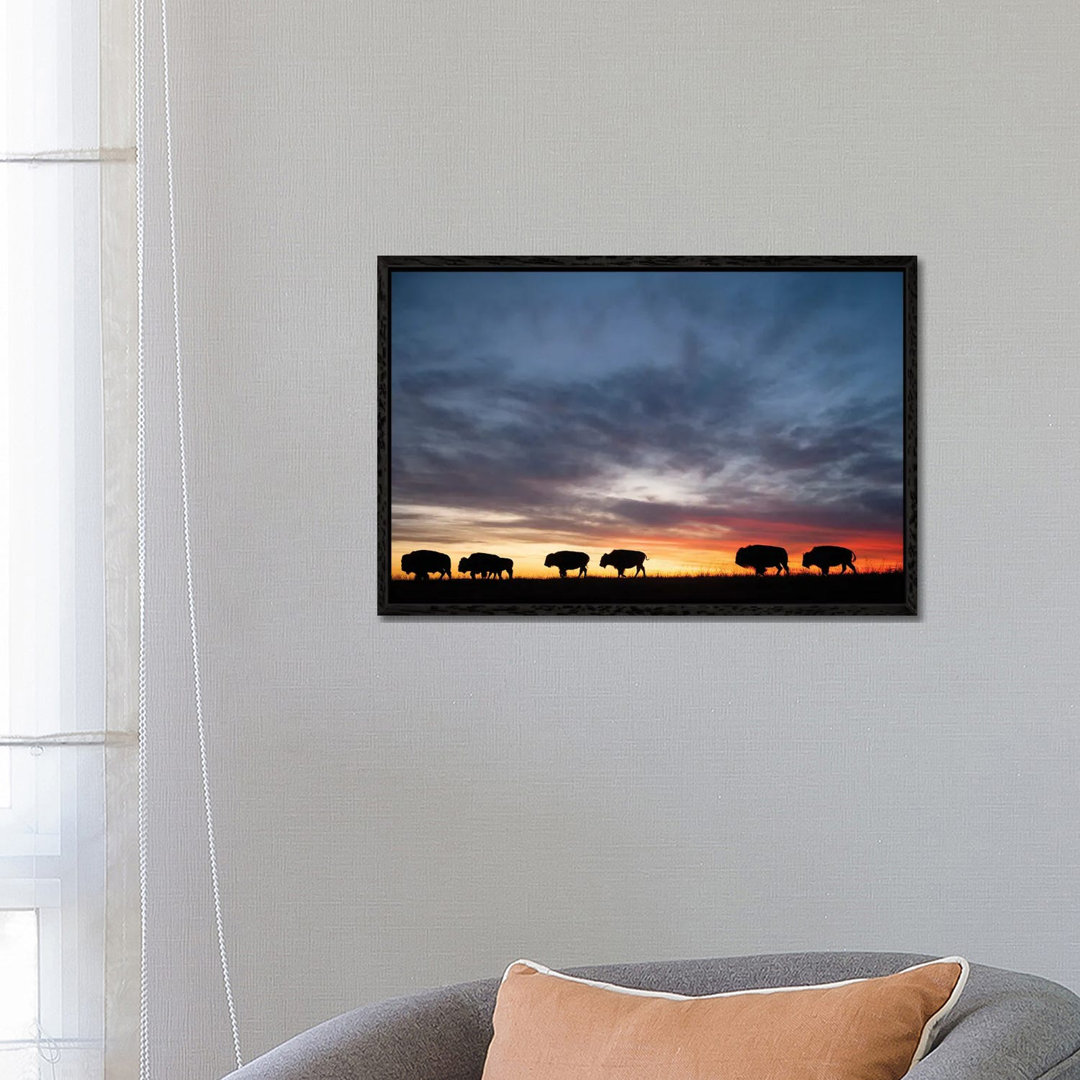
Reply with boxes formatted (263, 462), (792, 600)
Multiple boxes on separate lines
(1, 1), (138, 1078)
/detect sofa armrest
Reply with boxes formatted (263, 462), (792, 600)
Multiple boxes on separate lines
(909, 966), (1080, 1080)
(221, 980), (496, 1080)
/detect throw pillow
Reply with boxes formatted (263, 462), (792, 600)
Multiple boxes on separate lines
(481, 956), (968, 1080)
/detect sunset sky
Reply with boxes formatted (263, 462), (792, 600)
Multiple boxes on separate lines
(389, 268), (905, 577)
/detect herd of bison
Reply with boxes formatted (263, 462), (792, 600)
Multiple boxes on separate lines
(399, 543), (861, 580)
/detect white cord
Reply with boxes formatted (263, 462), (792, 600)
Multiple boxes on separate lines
(158, 0), (244, 1068)
(133, 0), (151, 1074)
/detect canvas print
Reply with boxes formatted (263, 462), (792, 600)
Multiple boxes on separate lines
(378, 257), (916, 616)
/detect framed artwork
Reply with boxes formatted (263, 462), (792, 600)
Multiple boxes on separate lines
(378, 256), (916, 616)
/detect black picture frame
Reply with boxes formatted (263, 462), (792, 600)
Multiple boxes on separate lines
(378, 256), (916, 617)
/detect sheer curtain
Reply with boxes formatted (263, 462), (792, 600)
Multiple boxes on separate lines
(1, 2), (137, 1078)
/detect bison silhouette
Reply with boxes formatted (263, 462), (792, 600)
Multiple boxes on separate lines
(735, 545), (789, 576)
(802, 545), (857, 574)
(401, 549), (451, 580)
(544, 550), (589, 577)
(458, 552), (509, 579)
(599, 549), (647, 577)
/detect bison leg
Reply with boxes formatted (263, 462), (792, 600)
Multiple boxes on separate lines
(637, 565), (645, 577)
(821, 565), (829, 574)
(579, 567), (587, 577)
(559, 567), (567, 578)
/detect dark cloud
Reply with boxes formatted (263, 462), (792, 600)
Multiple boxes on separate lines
(389, 270), (904, 550)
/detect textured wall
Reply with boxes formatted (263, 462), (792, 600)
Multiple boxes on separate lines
(139, 2), (1080, 1076)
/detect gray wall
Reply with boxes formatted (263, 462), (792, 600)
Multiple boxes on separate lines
(140, 2), (1080, 1076)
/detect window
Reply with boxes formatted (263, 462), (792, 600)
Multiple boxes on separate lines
(2, 2), (112, 1077)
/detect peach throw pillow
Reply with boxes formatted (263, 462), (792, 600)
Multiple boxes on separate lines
(481, 957), (968, 1080)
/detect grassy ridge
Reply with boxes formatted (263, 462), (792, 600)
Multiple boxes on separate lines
(387, 570), (906, 609)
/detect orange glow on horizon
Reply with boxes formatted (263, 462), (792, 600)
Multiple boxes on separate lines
(390, 525), (903, 579)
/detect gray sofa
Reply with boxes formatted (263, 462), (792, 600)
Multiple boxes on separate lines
(223, 952), (1080, 1079)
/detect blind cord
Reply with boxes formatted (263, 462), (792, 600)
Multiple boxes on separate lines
(159, 0), (243, 1066)
(157, 0), (244, 1062)
(134, 0), (151, 1074)
(135, 0), (244, 1071)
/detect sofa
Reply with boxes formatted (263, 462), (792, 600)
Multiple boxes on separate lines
(223, 951), (1080, 1079)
